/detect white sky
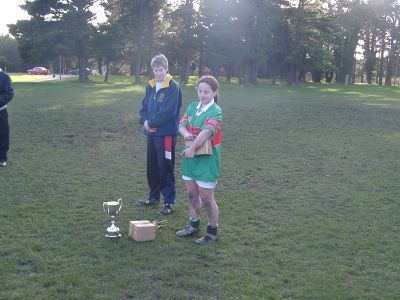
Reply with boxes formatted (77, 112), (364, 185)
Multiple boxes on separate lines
(0, 0), (30, 35)
(0, 0), (107, 36)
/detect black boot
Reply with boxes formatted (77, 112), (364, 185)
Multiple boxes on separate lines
(196, 225), (217, 245)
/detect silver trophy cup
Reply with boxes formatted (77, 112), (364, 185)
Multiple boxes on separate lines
(103, 198), (122, 239)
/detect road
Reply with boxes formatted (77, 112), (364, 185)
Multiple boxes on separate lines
(31, 74), (75, 82)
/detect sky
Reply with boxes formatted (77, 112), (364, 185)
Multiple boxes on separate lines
(0, 0), (106, 36)
(0, 0), (29, 35)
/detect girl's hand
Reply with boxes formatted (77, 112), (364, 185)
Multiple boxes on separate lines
(184, 132), (193, 141)
(181, 146), (195, 159)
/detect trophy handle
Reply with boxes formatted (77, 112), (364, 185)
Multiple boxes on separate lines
(103, 202), (107, 214)
(117, 198), (122, 214)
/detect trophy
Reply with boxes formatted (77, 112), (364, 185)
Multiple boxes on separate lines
(103, 198), (122, 239)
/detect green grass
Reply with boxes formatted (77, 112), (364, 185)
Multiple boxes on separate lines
(1, 76), (400, 299)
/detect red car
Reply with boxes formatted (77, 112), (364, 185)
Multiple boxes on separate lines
(27, 67), (49, 75)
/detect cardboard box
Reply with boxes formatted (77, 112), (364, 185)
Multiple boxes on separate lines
(185, 139), (212, 155)
(129, 220), (156, 241)
(132, 233), (156, 241)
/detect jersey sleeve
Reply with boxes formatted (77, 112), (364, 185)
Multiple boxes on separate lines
(201, 106), (222, 139)
(179, 102), (195, 129)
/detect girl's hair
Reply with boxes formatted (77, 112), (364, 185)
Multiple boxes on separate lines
(197, 75), (220, 103)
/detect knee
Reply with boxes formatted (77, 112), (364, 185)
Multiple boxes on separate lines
(187, 191), (199, 203)
(200, 196), (212, 206)
(201, 196), (218, 210)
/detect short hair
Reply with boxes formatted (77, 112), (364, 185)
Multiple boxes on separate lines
(197, 75), (220, 103)
(151, 54), (168, 70)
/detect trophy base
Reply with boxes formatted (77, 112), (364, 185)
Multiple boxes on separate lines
(105, 233), (122, 239)
(105, 224), (121, 239)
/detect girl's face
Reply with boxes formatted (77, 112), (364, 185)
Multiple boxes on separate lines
(152, 66), (167, 81)
(197, 82), (216, 106)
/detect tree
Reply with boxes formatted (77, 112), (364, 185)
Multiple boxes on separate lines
(10, 0), (97, 81)
(0, 35), (25, 72)
(199, 0), (239, 78)
(162, 0), (200, 84)
(104, 0), (164, 83)
(236, 0), (274, 85)
(199, 0), (278, 85)
(383, 0), (400, 86)
(92, 23), (123, 82)
(328, 0), (365, 84)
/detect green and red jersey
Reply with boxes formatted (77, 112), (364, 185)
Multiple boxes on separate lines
(179, 101), (223, 182)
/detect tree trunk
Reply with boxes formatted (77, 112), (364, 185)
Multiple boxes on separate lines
(241, 63), (251, 86)
(298, 70), (306, 82)
(78, 56), (88, 81)
(286, 64), (297, 86)
(97, 58), (103, 75)
(129, 64), (135, 77)
(226, 65), (232, 83)
(271, 71), (277, 85)
(385, 37), (397, 86)
(325, 72), (333, 83)
(334, 26), (360, 84)
(198, 48), (205, 78)
(363, 30), (376, 85)
(104, 61), (110, 83)
(385, 57), (392, 86)
(181, 55), (190, 84)
(249, 62), (258, 85)
(393, 53), (400, 86)
(378, 31), (385, 85)
(312, 71), (322, 83)
(360, 64), (364, 83)
(77, 37), (89, 81)
(135, 48), (142, 83)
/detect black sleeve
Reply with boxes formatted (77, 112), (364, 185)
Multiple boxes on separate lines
(138, 85), (150, 125)
(0, 73), (14, 107)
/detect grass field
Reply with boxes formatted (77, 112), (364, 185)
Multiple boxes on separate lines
(1, 76), (400, 299)
(10, 73), (59, 83)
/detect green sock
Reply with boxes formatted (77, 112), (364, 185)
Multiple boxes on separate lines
(188, 218), (200, 229)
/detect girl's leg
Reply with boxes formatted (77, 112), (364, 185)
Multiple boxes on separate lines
(196, 187), (219, 244)
(198, 187), (218, 226)
(185, 180), (201, 219)
(176, 180), (201, 237)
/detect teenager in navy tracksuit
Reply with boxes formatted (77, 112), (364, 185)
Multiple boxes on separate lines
(136, 54), (183, 215)
(0, 68), (14, 167)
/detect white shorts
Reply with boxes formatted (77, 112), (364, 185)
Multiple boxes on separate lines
(182, 175), (217, 189)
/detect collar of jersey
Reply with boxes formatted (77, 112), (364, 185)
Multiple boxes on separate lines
(149, 74), (173, 89)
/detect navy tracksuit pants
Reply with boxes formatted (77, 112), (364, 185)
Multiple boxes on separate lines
(146, 135), (176, 205)
(0, 109), (9, 162)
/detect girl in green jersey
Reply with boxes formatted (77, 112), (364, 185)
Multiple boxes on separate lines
(176, 76), (222, 245)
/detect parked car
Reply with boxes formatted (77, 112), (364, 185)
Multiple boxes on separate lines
(69, 68), (92, 75)
(27, 67), (49, 75)
(69, 69), (79, 75)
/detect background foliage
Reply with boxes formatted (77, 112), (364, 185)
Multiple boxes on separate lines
(3, 0), (400, 85)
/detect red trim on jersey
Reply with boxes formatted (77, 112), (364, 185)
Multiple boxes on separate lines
(179, 115), (189, 125)
(187, 124), (201, 136)
(212, 130), (222, 146)
(204, 118), (222, 132)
